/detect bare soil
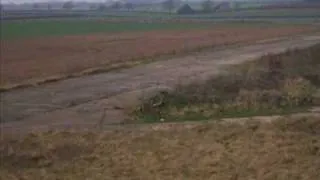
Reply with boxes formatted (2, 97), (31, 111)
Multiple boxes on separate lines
(1, 34), (320, 133)
(1, 26), (316, 88)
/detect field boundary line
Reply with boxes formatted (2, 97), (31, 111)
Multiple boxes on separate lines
(1, 108), (319, 136)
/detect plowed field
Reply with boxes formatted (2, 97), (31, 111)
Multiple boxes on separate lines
(1, 25), (316, 88)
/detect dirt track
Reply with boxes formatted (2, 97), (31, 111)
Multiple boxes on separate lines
(1, 34), (320, 133)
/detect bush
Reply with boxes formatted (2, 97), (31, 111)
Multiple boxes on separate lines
(282, 77), (316, 106)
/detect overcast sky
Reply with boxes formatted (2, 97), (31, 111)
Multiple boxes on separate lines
(2, 0), (104, 3)
(1, 0), (295, 4)
(1, 0), (255, 4)
(5, 0), (143, 2)
(5, 0), (136, 3)
(3, 0), (144, 3)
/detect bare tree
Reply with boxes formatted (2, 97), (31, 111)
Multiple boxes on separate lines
(202, 0), (214, 13)
(98, 4), (107, 11)
(110, 1), (122, 10)
(124, 2), (134, 11)
(62, 1), (74, 10)
(33, 3), (40, 9)
(47, 4), (52, 11)
(90, 4), (97, 10)
(162, 0), (175, 13)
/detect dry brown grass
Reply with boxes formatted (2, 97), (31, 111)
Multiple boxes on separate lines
(1, 25), (316, 89)
(1, 117), (320, 180)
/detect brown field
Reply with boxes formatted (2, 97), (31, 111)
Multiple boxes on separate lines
(1, 117), (319, 180)
(1, 25), (316, 89)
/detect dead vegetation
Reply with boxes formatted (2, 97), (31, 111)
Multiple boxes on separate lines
(135, 43), (320, 122)
(1, 117), (320, 180)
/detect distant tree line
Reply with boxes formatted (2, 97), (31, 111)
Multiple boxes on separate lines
(62, 1), (74, 10)
(96, 2), (134, 11)
(304, 0), (318, 2)
(30, 1), (135, 12)
(176, 0), (233, 15)
(28, 0), (239, 14)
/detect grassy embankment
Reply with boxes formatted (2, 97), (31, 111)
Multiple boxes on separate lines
(135, 43), (320, 123)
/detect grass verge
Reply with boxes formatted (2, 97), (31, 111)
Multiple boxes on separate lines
(1, 117), (319, 179)
(134, 43), (320, 123)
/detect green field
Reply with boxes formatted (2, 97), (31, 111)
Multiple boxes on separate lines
(1, 20), (212, 39)
(1, 19), (294, 40)
(2, 7), (319, 40)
